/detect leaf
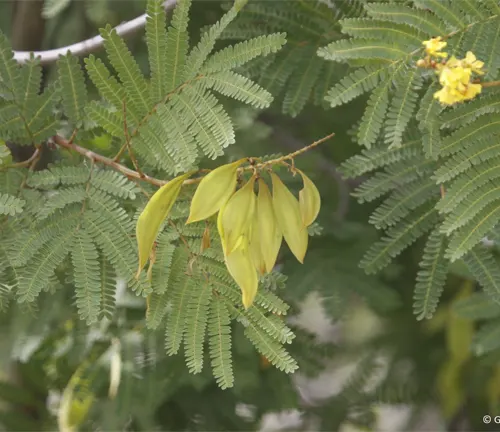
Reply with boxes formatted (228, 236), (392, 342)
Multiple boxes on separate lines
(208, 298), (234, 389)
(100, 24), (151, 119)
(318, 39), (407, 62)
(146, 0), (169, 102)
(463, 246), (500, 306)
(183, 6), (239, 81)
(71, 231), (100, 324)
(57, 54), (88, 126)
(204, 71), (273, 109)
(413, 228), (448, 320)
(202, 33), (287, 73)
(0, 193), (25, 216)
(184, 273), (212, 373)
(453, 293), (500, 320)
(187, 159), (245, 223)
(136, 171), (194, 277)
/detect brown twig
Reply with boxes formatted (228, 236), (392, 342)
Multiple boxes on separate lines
(52, 134), (197, 187)
(257, 133), (335, 169)
(19, 145), (42, 189)
(0, 147), (40, 171)
(122, 100), (144, 177)
(53, 133), (334, 190)
(480, 80), (500, 88)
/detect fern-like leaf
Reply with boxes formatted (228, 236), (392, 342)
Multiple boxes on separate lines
(71, 231), (100, 324)
(463, 245), (500, 305)
(453, 293), (500, 320)
(164, 0), (191, 92)
(202, 33), (286, 74)
(165, 248), (191, 355)
(57, 54), (88, 126)
(205, 71), (273, 109)
(208, 297), (234, 389)
(413, 228), (448, 320)
(184, 272), (212, 374)
(146, 0), (169, 102)
(364, 3), (448, 36)
(324, 65), (388, 108)
(318, 39), (408, 63)
(100, 25), (151, 119)
(244, 319), (298, 374)
(384, 68), (422, 148)
(447, 201), (500, 261)
(183, 5), (238, 81)
(0, 193), (24, 216)
(361, 203), (439, 274)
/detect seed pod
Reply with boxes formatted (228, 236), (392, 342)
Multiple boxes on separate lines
(136, 171), (194, 278)
(187, 158), (246, 224)
(221, 176), (256, 255)
(249, 210), (267, 275)
(298, 169), (321, 227)
(271, 173), (308, 263)
(256, 179), (282, 273)
(225, 235), (258, 309)
(217, 202), (227, 257)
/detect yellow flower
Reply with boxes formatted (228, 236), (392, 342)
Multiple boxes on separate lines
(423, 37), (448, 58)
(434, 86), (462, 105)
(433, 83), (482, 105)
(464, 83), (482, 99)
(462, 51), (484, 75)
(439, 65), (471, 88)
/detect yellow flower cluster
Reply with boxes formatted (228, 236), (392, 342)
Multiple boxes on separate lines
(420, 37), (484, 106)
(136, 160), (320, 310)
(423, 36), (448, 58)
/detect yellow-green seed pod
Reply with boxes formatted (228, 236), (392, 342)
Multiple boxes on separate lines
(271, 173), (308, 264)
(217, 202), (227, 257)
(256, 179), (282, 273)
(249, 210), (267, 275)
(187, 158), (246, 224)
(298, 169), (321, 227)
(225, 236), (258, 309)
(221, 176), (256, 255)
(136, 171), (195, 278)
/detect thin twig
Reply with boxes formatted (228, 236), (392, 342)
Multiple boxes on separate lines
(53, 134), (180, 187)
(258, 133), (335, 169)
(19, 145), (42, 189)
(122, 100), (144, 177)
(480, 80), (500, 88)
(52, 132), (335, 190)
(0, 147), (40, 171)
(13, 0), (177, 65)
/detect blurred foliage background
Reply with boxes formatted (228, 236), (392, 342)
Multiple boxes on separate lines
(2, 1), (500, 431)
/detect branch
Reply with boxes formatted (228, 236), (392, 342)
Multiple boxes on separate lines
(52, 131), (333, 190)
(13, 0), (177, 65)
(52, 135), (181, 187)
